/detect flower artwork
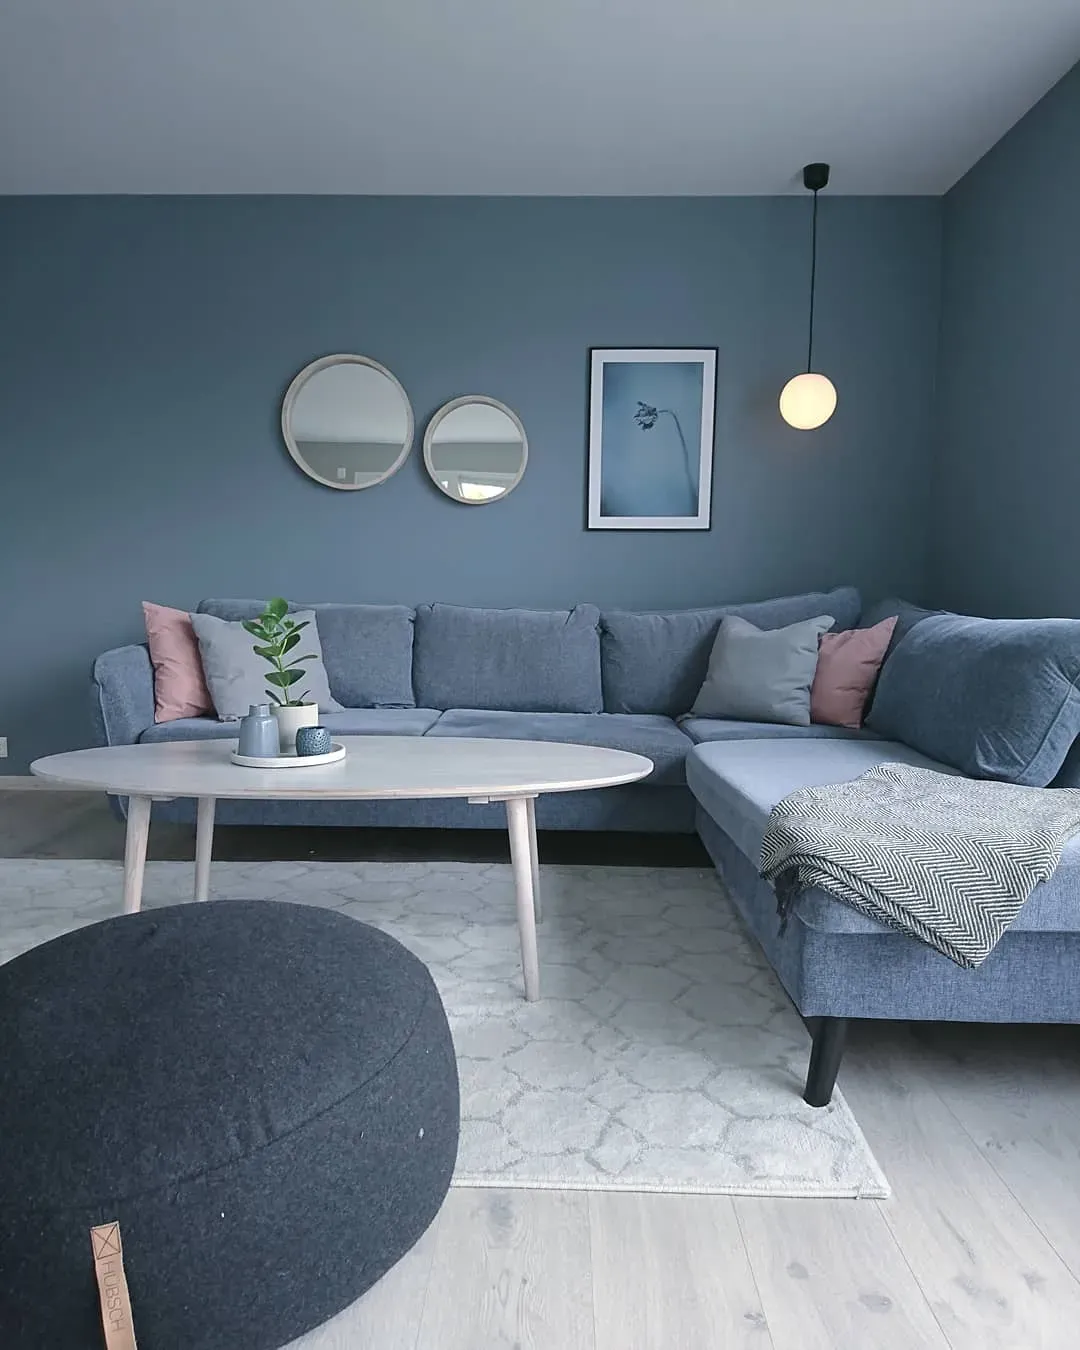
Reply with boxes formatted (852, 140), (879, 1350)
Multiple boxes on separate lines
(588, 349), (716, 530)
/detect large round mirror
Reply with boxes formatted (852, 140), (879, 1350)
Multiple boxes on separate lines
(423, 396), (528, 505)
(281, 354), (414, 490)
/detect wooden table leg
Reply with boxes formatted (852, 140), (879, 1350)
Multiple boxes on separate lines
(194, 796), (216, 903)
(526, 795), (542, 923)
(506, 796), (541, 1002)
(122, 795), (152, 915)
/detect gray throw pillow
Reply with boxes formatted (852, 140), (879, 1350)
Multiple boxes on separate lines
(689, 614), (833, 725)
(190, 610), (345, 720)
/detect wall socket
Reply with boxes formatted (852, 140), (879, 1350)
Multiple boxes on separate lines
(0, 737), (7, 758)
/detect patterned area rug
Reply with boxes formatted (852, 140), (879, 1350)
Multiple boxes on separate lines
(0, 858), (888, 1198)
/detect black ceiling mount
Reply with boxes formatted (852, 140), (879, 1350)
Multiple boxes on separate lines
(802, 162), (831, 192)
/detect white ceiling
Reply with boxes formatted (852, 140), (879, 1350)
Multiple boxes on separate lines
(2, 0), (1078, 196)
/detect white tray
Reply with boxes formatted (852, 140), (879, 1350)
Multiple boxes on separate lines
(230, 742), (347, 769)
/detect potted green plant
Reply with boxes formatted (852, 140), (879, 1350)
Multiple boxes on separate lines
(243, 597), (320, 752)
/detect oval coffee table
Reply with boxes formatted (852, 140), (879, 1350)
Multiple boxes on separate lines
(30, 736), (653, 1001)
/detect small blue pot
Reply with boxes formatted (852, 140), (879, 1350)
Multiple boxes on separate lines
(295, 725), (332, 757)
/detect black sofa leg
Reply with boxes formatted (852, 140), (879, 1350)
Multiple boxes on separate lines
(803, 1017), (848, 1107)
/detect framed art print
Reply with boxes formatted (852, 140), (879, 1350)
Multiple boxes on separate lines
(588, 348), (716, 530)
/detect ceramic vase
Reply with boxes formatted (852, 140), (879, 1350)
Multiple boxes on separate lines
(272, 702), (319, 753)
(237, 704), (279, 758)
(296, 725), (332, 757)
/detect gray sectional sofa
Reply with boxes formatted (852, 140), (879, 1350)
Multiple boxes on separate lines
(92, 588), (1080, 1106)
(92, 588), (867, 833)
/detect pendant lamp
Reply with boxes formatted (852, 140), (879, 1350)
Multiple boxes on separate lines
(780, 162), (837, 430)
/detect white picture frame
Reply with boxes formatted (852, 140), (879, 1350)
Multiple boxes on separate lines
(587, 347), (716, 530)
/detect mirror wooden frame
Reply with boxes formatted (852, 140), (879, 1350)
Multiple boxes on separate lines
(422, 395), (529, 506)
(281, 353), (415, 491)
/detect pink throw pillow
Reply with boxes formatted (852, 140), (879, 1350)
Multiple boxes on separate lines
(143, 601), (213, 723)
(810, 616), (897, 729)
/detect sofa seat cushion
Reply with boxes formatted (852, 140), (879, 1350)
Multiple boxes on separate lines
(141, 708), (442, 744)
(141, 718), (237, 744)
(690, 739), (1080, 936)
(312, 709), (443, 737)
(600, 586), (861, 716)
(686, 738), (953, 869)
(426, 709), (691, 786)
(680, 718), (885, 745)
(413, 604), (603, 713)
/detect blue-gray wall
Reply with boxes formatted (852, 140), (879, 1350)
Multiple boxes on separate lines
(0, 196), (941, 771)
(931, 62), (1080, 616)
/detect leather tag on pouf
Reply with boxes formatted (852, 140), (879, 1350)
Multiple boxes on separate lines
(91, 1222), (138, 1350)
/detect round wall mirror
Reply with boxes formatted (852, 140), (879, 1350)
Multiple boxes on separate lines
(281, 354), (414, 490)
(423, 396), (528, 505)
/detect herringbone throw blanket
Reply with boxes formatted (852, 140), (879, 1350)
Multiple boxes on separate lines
(759, 763), (1080, 968)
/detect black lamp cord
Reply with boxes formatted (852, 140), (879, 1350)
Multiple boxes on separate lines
(807, 187), (819, 374)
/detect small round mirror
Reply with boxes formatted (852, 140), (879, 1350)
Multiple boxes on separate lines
(282, 354), (414, 490)
(423, 396), (528, 505)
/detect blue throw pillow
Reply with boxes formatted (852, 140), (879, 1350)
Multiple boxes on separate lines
(867, 613), (1080, 785)
(856, 596), (942, 718)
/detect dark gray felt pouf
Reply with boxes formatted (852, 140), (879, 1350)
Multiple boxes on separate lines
(0, 899), (459, 1349)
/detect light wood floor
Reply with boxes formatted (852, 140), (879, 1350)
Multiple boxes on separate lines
(4, 789), (1080, 1350)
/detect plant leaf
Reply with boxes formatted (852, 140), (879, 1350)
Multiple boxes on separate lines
(252, 644), (279, 661)
(265, 670), (291, 687)
(265, 689), (284, 706)
(267, 597), (289, 621)
(242, 620), (269, 639)
(290, 653), (317, 662)
(286, 619), (310, 635)
(280, 631), (302, 655)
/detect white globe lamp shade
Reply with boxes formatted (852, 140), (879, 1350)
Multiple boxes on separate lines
(779, 372), (837, 430)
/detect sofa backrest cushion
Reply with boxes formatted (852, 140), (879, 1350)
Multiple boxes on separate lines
(197, 599), (416, 708)
(867, 613), (1080, 786)
(855, 596), (942, 720)
(600, 586), (862, 716)
(412, 603), (603, 712)
(858, 596), (941, 661)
